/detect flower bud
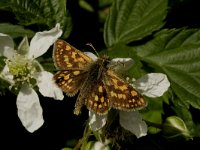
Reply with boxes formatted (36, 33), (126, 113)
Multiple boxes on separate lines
(163, 116), (192, 140)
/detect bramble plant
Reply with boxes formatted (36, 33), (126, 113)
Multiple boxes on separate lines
(0, 0), (200, 149)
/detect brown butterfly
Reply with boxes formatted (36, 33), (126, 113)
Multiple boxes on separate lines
(53, 39), (146, 115)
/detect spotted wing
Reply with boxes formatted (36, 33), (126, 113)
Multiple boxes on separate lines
(53, 39), (93, 70)
(54, 70), (87, 96)
(86, 80), (109, 115)
(103, 70), (146, 111)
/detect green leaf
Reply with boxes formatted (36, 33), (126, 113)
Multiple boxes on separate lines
(136, 29), (200, 110)
(0, 23), (34, 38)
(0, 0), (72, 38)
(104, 0), (167, 47)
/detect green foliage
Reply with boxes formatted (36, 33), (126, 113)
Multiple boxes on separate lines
(0, 23), (35, 38)
(136, 29), (200, 110)
(104, 0), (167, 47)
(131, 28), (200, 140)
(142, 97), (163, 134)
(0, 0), (72, 38)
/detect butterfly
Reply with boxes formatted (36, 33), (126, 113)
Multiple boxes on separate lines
(53, 39), (146, 115)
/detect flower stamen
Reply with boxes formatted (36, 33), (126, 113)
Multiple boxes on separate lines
(6, 54), (37, 89)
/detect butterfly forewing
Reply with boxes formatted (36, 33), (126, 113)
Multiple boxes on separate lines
(53, 39), (93, 70)
(104, 70), (146, 111)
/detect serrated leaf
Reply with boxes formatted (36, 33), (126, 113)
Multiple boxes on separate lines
(136, 29), (200, 110)
(0, 23), (34, 38)
(1, 0), (72, 38)
(104, 0), (167, 47)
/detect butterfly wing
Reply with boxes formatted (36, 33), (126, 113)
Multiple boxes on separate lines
(53, 39), (94, 96)
(54, 70), (88, 96)
(85, 80), (110, 115)
(53, 39), (94, 70)
(103, 70), (147, 111)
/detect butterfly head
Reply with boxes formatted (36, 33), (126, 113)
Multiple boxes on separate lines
(96, 55), (110, 68)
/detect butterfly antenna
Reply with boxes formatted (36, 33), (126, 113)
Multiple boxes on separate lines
(86, 43), (99, 57)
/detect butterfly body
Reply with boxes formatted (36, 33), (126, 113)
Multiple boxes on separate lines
(74, 56), (110, 115)
(53, 39), (146, 115)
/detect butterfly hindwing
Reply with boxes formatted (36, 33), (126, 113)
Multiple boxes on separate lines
(54, 70), (87, 96)
(86, 80), (109, 115)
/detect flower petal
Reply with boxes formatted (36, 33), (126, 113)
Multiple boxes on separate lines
(135, 73), (170, 98)
(35, 71), (64, 100)
(0, 33), (15, 59)
(17, 85), (44, 132)
(28, 23), (63, 59)
(0, 65), (14, 84)
(108, 58), (134, 72)
(89, 111), (107, 131)
(119, 111), (147, 138)
(84, 52), (98, 61)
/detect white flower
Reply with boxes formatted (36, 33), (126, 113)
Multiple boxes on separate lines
(85, 52), (170, 138)
(89, 111), (107, 131)
(119, 111), (147, 138)
(0, 24), (64, 132)
(134, 73), (170, 98)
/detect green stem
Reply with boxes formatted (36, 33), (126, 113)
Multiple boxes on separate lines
(74, 122), (92, 150)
